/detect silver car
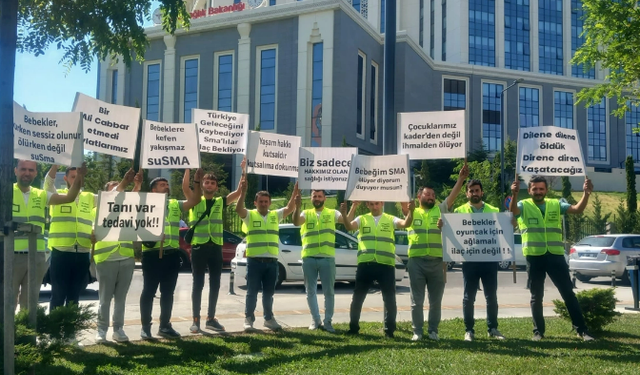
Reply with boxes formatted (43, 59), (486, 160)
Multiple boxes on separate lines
(569, 234), (640, 284)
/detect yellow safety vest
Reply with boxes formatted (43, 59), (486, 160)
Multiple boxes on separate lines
(300, 208), (336, 258)
(407, 206), (442, 258)
(357, 214), (396, 266)
(189, 197), (224, 246)
(91, 207), (134, 263)
(48, 189), (94, 249)
(142, 199), (181, 251)
(12, 184), (47, 252)
(454, 202), (500, 214)
(517, 198), (564, 256)
(243, 210), (279, 257)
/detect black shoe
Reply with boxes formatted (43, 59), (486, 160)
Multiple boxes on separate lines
(385, 332), (395, 339)
(158, 326), (181, 339)
(347, 329), (359, 335)
(206, 318), (225, 332)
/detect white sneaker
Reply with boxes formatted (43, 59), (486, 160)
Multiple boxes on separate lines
(309, 321), (322, 330)
(243, 318), (254, 332)
(411, 333), (422, 341)
(95, 329), (107, 343)
(323, 322), (335, 333)
(112, 328), (129, 343)
(190, 318), (201, 334)
(264, 318), (282, 331)
(428, 332), (440, 341)
(464, 331), (474, 342)
(488, 328), (505, 340)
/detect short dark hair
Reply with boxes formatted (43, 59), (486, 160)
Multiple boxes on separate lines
(103, 181), (119, 192)
(311, 189), (326, 196)
(65, 167), (77, 176)
(528, 175), (548, 189)
(255, 190), (271, 201)
(149, 177), (168, 191)
(203, 173), (218, 183)
(466, 179), (483, 191)
(417, 185), (435, 197)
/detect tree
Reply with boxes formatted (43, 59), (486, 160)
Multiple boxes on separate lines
(589, 194), (611, 234)
(625, 155), (637, 231)
(614, 198), (633, 234)
(561, 177), (577, 205)
(572, 0), (640, 117)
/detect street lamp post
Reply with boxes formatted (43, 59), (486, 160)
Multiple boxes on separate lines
(500, 78), (524, 206)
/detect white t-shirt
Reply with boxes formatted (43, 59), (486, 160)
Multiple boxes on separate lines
(352, 215), (402, 229)
(22, 188), (54, 206)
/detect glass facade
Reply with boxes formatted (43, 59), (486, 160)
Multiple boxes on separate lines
(554, 91), (574, 129)
(442, 0), (447, 61)
(482, 82), (503, 152)
(588, 98), (607, 162)
(146, 64), (160, 121)
(504, 0), (530, 71)
(419, 0), (424, 47)
(111, 70), (118, 104)
(183, 58), (198, 123)
(311, 43), (323, 147)
(571, 0), (595, 78)
(352, 0), (360, 12)
(269, 0), (276, 5)
(430, 0), (435, 58)
(370, 63), (378, 141)
(356, 53), (365, 136)
(539, 0), (563, 75)
(259, 49), (277, 131)
(519, 87), (539, 128)
(217, 54), (233, 112)
(469, 0), (495, 66)
(444, 79), (466, 111)
(626, 104), (640, 162)
(380, 0), (385, 33)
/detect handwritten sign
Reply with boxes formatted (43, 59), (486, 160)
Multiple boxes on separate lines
(94, 192), (166, 242)
(245, 131), (301, 178)
(193, 109), (249, 154)
(516, 126), (586, 176)
(345, 154), (411, 202)
(398, 110), (466, 160)
(141, 120), (201, 169)
(442, 213), (515, 263)
(298, 147), (358, 190)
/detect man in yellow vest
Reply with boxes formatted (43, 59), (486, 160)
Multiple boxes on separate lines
(236, 177), (297, 332)
(343, 200), (415, 338)
(292, 189), (350, 333)
(92, 170), (142, 343)
(510, 174), (594, 341)
(452, 179), (504, 342)
(403, 162), (468, 341)
(139, 169), (203, 340)
(184, 158), (245, 333)
(11, 160), (85, 311)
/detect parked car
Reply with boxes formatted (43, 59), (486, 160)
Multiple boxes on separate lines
(497, 233), (527, 270)
(178, 228), (243, 270)
(231, 224), (406, 287)
(569, 234), (640, 284)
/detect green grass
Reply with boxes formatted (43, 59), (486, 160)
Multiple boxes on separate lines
(36, 315), (640, 375)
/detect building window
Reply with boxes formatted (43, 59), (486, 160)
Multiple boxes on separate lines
(217, 54), (233, 112)
(469, 0), (495, 66)
(588, 98), (607, 162)
(444, 79), (466, 110)
(356, 52), (366, 138)
(269, 0), (276, 5)
(110, 70), (118, 104)
(259, 48), (277, 131)
(311, 43), (323, 147)
(519, 87), (539, 128)
(146, 63), (160, 121)
(442, 0), (447, 61)
(352, 0), (360, 12)
(554, 91), (574, 129)
(430, 0), (435, 58)
(380, 0), (386, 33)
(627, 104), (640, 163)
(370, 62), (379, 142)
(419, 0), (424, 47)
(504, 0), (530, 71)
(539, 0), (563, 75)
(571, 0), (595, 78)
(482, 82), (503, 152)
(183, 58), (198, 123)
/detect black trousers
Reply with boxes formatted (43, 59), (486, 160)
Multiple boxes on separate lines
(140, 250), (180, 329)
(50, 249), (90, 311)
(527, 252), (587, 335)
(191, 242), (223, 319)
(462, 262), (499, 333)
(349, 262), (397, 335)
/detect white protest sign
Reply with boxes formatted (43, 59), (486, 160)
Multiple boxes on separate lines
(94, 192), (166, 242)
(193, 109), (249, 154)
(13, 101), (84, 166)
(298, 147), (358, 190)
(72, 92), (140, 159)
(516, 126), (586, 176)
(345, 154), (411, 202)
(141, 120), (201, 169)
(442, 213), (515, 263)
(246, 131), (301, 178)
(398, 110), (466, 160)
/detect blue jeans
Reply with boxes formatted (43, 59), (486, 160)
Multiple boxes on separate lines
(302, 257), (336, 325)
(245, 258), (278, 321)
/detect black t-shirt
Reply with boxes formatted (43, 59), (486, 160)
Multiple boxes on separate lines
(204, 196), (227, 215)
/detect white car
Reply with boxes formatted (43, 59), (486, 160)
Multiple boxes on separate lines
(231, 224), (406, 286)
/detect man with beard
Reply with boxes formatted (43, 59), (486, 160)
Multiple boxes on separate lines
(11, 160), (85, 311)
(139, 170), (203, 340)
(453, 179), (503, 342)
(510, 175), (595, 341)
(185, 158), (245, 333)
(403, 162), (469, 341)
(292, 190), (350, 333)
